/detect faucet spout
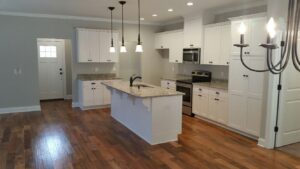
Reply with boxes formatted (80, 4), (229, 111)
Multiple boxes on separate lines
(130, 75), (142, 87)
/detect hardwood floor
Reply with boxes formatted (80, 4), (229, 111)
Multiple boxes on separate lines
(1, 100), (300, 169)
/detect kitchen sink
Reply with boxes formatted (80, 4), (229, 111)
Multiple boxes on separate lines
(132, 84), (153, 88)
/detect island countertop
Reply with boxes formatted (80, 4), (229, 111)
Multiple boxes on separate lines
(102, 81), (184, 98)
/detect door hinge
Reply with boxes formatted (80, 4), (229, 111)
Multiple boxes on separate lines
(274, 126), (279, 133)
(277, 84), (282, 91)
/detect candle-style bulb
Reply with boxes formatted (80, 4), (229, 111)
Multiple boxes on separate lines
(238, 22), (247, 35)
(266, 17), (276, 39)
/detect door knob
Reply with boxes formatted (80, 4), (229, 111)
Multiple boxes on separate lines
(60, 72), (63, 75)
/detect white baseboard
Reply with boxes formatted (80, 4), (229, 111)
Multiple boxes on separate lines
(258, 138), (267, 148)
(0, 105), (41, 114)
(72, 102), (79, 108)
(64, 95), (72, 100)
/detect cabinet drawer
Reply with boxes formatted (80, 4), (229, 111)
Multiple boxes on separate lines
(209, 89), (228, 98)
(161, 80), (176, 89)
(193, 86), (210, 94)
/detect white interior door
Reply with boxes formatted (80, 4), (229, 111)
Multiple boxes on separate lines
(276, 60), (300, 147)
(38, 39), (65, 100)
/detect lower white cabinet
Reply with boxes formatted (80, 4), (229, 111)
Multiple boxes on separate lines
(78, 80), (118, 109)
(192, 85), (228, 125)
(161, 80), (176, 90)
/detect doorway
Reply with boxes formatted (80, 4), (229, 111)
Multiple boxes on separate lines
(37, 39), (66, 100)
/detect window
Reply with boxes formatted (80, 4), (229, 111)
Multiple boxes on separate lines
(40, 46), (57, 58)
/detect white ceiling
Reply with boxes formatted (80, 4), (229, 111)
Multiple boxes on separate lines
(0, 0), (266, 24)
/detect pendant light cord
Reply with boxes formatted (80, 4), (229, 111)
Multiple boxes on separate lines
(122, 3), (125, 46)
(111, 9), (113, 47)
(138, 0), (141, 45)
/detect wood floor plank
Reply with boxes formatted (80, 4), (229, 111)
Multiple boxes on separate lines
(0, 100), (300, 169)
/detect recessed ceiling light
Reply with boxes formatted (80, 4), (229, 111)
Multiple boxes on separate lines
(187, 2), (194, 6)
(140, 18), (145, 21)
(152, 14), (157, 17)
(168, 8), (174, 12)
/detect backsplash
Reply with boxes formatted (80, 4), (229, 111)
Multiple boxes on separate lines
(161, 56), (229, 80)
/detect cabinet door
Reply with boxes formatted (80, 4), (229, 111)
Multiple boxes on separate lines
(155, 34), (164, 49)
(77, 29), (90, 62)
(228, 94), (246, 131)
(204, 26), (221, 65)
(103, 85), (111, 105)
(184, 18), (202, 48)
(228, 58), (248, 95)
(100, 31), (111, 63)
(192, 93), (200, 115)
(169, 31), (183, 63)
(246, 58), (266, 99)
(109, 32), (119, 63)
(83, 86), (95, 106)
(244, 96), (262, 136)
(208, 96), (217, 120)
(215, 97), (228, 125)
(93, 82), (104, 105)
(250, 18), (267, 56)
(89, 30), (101, 62)
(198, 94), (209, 118)
(220, 24), (231, 65)
(231, 20), (251, 56)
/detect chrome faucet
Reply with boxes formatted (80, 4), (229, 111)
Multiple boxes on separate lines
(130, 75), (142, 87)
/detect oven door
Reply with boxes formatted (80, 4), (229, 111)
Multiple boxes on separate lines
(176, 83), (192, 107)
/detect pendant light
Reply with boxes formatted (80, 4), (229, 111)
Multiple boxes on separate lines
(108, 7), (116, 53)
(119, 1), (127, 53)
(135, 0), (143, 53)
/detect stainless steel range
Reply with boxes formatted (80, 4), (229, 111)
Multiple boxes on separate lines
(176, 70), (212, 116)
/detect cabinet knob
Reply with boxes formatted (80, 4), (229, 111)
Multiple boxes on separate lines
(175, 60), (178, 62)
(226, 62), (229, 65)
(216, 92), (220, 95)
(215, 98), (220, 101)
(88, 59), (93, 62)
(243, 75), (249, 78)
(209, 61), (213, 64)
(161, 46), (163, 48)
(199, 88), (202, 91)
(91, 82), (96, 85)
(198, 94), (202, 97)
(190, 44), (194, 47)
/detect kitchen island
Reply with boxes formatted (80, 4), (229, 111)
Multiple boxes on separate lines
(102, 81), (184, 145)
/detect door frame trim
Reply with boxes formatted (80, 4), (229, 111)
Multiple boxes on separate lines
(37, 38), (67, 100)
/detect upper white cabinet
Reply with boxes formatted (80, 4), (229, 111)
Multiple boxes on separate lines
(77, 28), (119, 63)
(184, 18), (203, 48)
(203, 23), (231, 66)
(231, 17), (267, 56)
(155, 30), (183, 63)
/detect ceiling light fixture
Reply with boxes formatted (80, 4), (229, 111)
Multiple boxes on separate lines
(136, 0), (143, 53)
(168, 8), (174, 12)
(119, 1), (127, 53)
(187, 2), (194, 6)
(152, 14), (157, 17)
(108, 7), (116, 53)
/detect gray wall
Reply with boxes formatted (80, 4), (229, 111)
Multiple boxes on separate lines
(0, 15), (161, 108)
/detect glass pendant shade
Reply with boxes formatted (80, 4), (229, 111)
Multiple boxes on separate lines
(110, 46), (116, 53)
(120, 45), (127, 53)
(135, 44), (143, 52)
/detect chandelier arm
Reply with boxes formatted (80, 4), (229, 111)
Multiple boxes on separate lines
(282, 0), (294, 57)
(239, 47), (270, 72)
(292, 0), (300, 67)
(267, 48), (284, 74)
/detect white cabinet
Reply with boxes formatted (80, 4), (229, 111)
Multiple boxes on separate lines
(161, 80), (176, 90)
(78, 80), (119, 109)
(155, 30), (183, 63)
(77, 29), (100, 62)
(228, 57), (266, 136)
(231, 17), (267, 56)
(184, 18), (203, 48)
(203, 23), (231, 66)
(192, 85), (228, 125)
(77, 28), (119, 63)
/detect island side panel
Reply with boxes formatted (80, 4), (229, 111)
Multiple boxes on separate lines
(151, 95), (182, 145)
(110, 89), (153, 144)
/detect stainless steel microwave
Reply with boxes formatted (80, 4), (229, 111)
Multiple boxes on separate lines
(183, 48), (201, 64)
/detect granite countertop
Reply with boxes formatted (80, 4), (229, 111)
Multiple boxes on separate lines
(77, 74), (122, 81)
(193, 80), (228, 90)
(102, 81), (184, 98)
(161, 74), (191, 81)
